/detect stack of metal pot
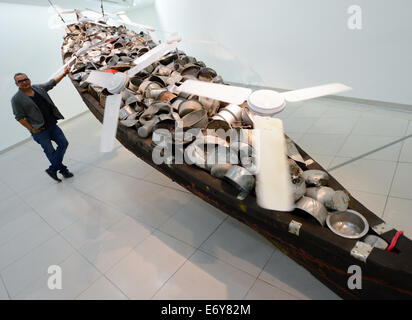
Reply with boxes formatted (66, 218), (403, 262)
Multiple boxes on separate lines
(63, 21), (360, 229)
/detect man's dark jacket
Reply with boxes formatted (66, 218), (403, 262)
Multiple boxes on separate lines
(11, 79), (64, 129)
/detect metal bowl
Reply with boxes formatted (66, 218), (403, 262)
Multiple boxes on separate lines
(178, 100), (203, 117)
(326, 210), (369, 239)
(181, 109), (208, 129)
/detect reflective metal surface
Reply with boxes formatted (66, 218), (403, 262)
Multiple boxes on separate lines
(224, 165), (255, 200)
(326, 210), (369, 239)
(295, 196), (328, 227)
(305, 187), (349, 211)
(364, 235), (388, 250)
(301, 170), (329, 187)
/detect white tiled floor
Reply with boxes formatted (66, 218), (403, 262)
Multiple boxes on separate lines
(0, 98), (412, 300)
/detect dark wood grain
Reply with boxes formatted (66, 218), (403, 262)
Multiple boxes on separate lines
(70, 76), (412, 300)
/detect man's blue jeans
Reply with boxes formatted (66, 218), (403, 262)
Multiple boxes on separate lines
(31, 124), (69, 173)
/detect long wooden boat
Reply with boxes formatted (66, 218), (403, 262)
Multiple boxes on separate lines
(63, 21), (412, 300)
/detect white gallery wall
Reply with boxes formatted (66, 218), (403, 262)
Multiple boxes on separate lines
(153, 0), (412, 106)
(0, 2), (87, 151)
(0, 0), (411, 151)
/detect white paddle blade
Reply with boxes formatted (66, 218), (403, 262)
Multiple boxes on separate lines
(117, 13), (155, 31)
(253, 116), (294, 212)
(178, 80), (252, 105)
(86, 71), (114, 88)
(117, 12), (155, 31)
(127, 41), (179, 77)
(100, 94), (122, 152)
(281, 83), (352, 102)
(48, 56), (76, 80)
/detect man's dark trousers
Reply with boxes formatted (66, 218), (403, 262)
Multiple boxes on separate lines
(31, 124), (69, 173)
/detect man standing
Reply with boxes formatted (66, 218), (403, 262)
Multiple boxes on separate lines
(11, 67), (73, 182)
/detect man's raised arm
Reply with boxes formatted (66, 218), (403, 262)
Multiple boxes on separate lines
(54, 65), (70, 85)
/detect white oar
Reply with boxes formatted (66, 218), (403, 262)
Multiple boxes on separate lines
(86, 36), (181, 152)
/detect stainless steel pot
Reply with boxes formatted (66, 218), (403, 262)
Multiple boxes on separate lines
(305, 187), (350, 211)
(295, 196), (328, 227)
(224, 165), (255, 200)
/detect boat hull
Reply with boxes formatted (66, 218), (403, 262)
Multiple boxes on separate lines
(72, 79), (412, 300)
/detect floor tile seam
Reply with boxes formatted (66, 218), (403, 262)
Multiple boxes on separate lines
(148, 216), (229, 299)
(150, 196), (213, 232)
(195, 231), (278, 281)
(64, 183), (156, 230)
(98, 224), (157, 270)
(3, 192), (104, 298)
(15, 184), (154, 297)
(16, 190), (86, 242)
(0, 210), (57, 248)
(292, 112), (321, 136)
(306, 117), (361, 135)
(73, 274), (131, 300)
(385, 195), (412, 202)
(57, 210), (126, 251)
(0, 223), (57, 273)
(382, 138), (407, 219)
(242, 256), (304, 301)
(254, 276), (306, 300)
(328, 155), (399, 174)
(6, 248), (80, 300)
(336, 135), (411, 158)
(398, 160), (412, 164)
(327, 114), (363, 172)
(76, 239), (141, 281)
(185, 246), (267, 295)
(299, 132), (408, 139)
(283, 106), (305, 119)
(0, 273), (11, 300)
(346, 187), (390, 199)
(150, 209), (187, 233)
(241, 249), (279, 300)
(65, 156), (190, 194)
(252, 247), (310, 300)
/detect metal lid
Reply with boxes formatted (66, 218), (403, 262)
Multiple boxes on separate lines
(247, 90), (286, 116)
(107, 72), (127, 94)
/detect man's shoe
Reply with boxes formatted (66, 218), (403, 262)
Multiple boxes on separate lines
(45, 169), (62, 182)
(60, 170), (74, 178)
